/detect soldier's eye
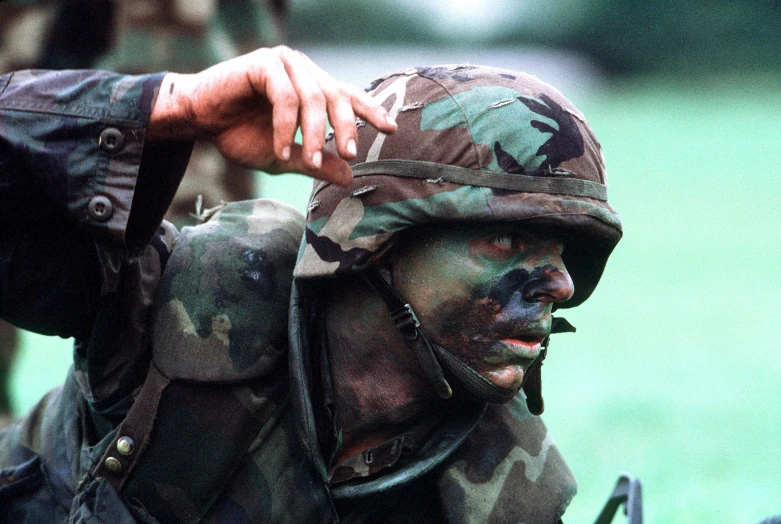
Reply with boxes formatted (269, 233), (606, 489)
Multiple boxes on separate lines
(473, 231), (565, 260)
(491, 234), (513, 251)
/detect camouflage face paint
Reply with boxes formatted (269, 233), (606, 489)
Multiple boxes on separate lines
(390, 223), (574, 391)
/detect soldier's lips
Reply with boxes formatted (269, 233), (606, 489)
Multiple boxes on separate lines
(497, 337), (543, 360)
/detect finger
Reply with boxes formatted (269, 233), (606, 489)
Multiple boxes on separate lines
(347, 83), (398, 134)
(265, 143), (353, 187)
(260, 53), (299, 162)
(279, 48), (328, 171)
(323, 85), (359, 160)
(292, 53), (358, 159)
(296, 52), (397, 135)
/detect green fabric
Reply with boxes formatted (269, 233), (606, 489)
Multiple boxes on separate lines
(351, 159), (609, 200)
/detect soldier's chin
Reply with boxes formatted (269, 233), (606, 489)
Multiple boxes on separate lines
(484, 365), (525, 391)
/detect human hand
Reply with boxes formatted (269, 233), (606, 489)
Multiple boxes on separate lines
(148, 46), (397, 186)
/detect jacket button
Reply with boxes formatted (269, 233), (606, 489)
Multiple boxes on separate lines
(99, 127), (125, 152)
(88, 195), (113, 221)
(117, 436), (135, 456)
(104, 457), (122, 473)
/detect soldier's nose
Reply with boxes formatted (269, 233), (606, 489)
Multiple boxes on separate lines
(522, 265), (575, 304)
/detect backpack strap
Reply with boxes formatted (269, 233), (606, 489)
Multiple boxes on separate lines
(91, 363), (283, 524)
(91, 363), (169, 493)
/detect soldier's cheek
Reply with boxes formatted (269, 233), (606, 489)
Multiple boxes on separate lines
(428, 299), (502, 368)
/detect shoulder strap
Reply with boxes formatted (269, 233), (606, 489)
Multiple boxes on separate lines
(91, 363), (169, 493)
(91, 363), (282, 524)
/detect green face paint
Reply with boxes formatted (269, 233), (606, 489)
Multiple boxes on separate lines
(391, 223), (574, 391)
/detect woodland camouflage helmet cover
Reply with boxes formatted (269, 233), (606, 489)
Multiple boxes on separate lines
(295, 64), (622, 308)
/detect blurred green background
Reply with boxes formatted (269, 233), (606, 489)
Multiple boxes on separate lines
(9, 1), (781, 522)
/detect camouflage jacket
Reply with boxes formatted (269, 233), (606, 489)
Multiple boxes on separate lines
(0, 71), (576, 523)
(0, 0), (280, 225)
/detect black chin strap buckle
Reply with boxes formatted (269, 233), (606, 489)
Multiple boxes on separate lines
(391, 304), (421, 340)
(522, 317), (576, 416)
(361, 270), (452, 399)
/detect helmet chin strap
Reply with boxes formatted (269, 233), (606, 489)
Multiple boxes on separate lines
(361, 269), (576, 413)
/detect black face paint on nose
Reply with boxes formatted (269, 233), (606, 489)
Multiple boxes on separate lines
(481, 265), (560, 308)
(481, 268), (531, 309)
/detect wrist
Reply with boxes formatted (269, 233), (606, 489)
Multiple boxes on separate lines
(147, 73), (198, 141)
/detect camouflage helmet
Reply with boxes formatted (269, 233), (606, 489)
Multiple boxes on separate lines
(295, 64), (622, 308)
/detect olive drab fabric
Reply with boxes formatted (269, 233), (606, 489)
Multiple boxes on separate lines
(296, 65), (623, 308)
(151, 199), (304, 383)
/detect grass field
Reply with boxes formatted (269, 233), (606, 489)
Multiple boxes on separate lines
(11, 73), (781, 523)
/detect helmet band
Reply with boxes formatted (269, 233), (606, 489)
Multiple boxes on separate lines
(313, 159), (608, 202)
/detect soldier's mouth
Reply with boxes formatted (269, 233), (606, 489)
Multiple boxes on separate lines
(474, 337), (542, 391)
(497, 336), (543, 360)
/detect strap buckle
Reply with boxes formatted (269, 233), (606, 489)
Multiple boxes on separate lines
(391, 304), (420, 340)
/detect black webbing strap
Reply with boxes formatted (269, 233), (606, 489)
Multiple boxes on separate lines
(361, 270), (452, 399)
(431, 343), (517, 404)
(91, 362), (278, 523)
(522, 317), (576, 415)
(348, 160), (608, 201)
(521, 345), (546, 416)
(91, 363), (170, 493)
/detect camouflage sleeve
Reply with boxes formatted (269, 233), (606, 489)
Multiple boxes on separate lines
(0, 69), (191, 248)
(0, 69), (191, 338)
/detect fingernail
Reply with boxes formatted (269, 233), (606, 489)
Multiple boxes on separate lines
(346, 139), (357, 156)
(385, 114), (397, 128)
(281, 146), (291, 161)
(312, 150), (322, 169)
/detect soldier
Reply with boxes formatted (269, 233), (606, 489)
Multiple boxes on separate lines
(284, 64), (622, 522)
(0, 53), (621, 522)
(0, 0), (284, 425)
